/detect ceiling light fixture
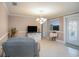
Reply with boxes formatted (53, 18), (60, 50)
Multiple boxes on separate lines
(36, 17), (47, 24)
(36, 10), (47, 24)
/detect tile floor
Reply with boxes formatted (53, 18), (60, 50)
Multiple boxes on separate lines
(39, 39), (79, 57)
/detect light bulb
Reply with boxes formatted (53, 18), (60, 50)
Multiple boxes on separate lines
(36, 18), (40, 21)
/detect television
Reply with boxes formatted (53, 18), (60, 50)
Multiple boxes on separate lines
(53, 25), (59, 31)
(27, 26), (37, 33)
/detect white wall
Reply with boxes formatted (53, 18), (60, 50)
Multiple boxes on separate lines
(64, 13), (79, 46)
(8, 15), (41, 36)
(0, 3), (8, 45)
(42, 20), (48, 38)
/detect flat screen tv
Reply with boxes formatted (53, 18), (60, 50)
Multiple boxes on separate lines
(53, 25), (59, 31)
(27, 26), (37, 33)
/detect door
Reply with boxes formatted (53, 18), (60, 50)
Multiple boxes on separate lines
(65, 13), (79, 46)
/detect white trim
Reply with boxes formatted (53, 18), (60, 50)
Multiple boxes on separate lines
(56, 40), (64, 44)
(2, 3), (8, 11)
(63, 16), (66, 44)
(2, 2), (9, 14)
(0, 33), (8, 41)
(9, 13), (36, 18)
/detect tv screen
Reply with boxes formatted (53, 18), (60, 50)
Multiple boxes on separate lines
(53, 25), (59, 31)
(27, 26), (37, 33)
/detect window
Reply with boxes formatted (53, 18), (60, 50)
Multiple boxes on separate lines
(50, 19), (60, 31)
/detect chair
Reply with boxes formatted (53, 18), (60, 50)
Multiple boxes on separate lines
(2, 37), (40, 57)
(49, 32), (58, 41)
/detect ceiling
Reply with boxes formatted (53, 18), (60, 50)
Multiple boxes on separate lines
(6, 2), (79, 19)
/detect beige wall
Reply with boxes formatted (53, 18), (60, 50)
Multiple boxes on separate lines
(0, 3), (8, 45)
(59, 17), (64, 31)
(8, 15), (41, 36)
(58, 17), (64, 41)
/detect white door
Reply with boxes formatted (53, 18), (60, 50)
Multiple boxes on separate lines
(64, 13), (79, 46)
(68, 21), (77, 41)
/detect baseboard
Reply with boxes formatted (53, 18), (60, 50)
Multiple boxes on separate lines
(65, 42), (79, 50)
(56, 40), (64, 44)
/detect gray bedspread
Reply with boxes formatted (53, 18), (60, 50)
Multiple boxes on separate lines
(2, 37), (39, 57)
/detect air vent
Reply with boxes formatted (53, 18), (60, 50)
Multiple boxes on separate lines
(12, 2), (17, 6)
